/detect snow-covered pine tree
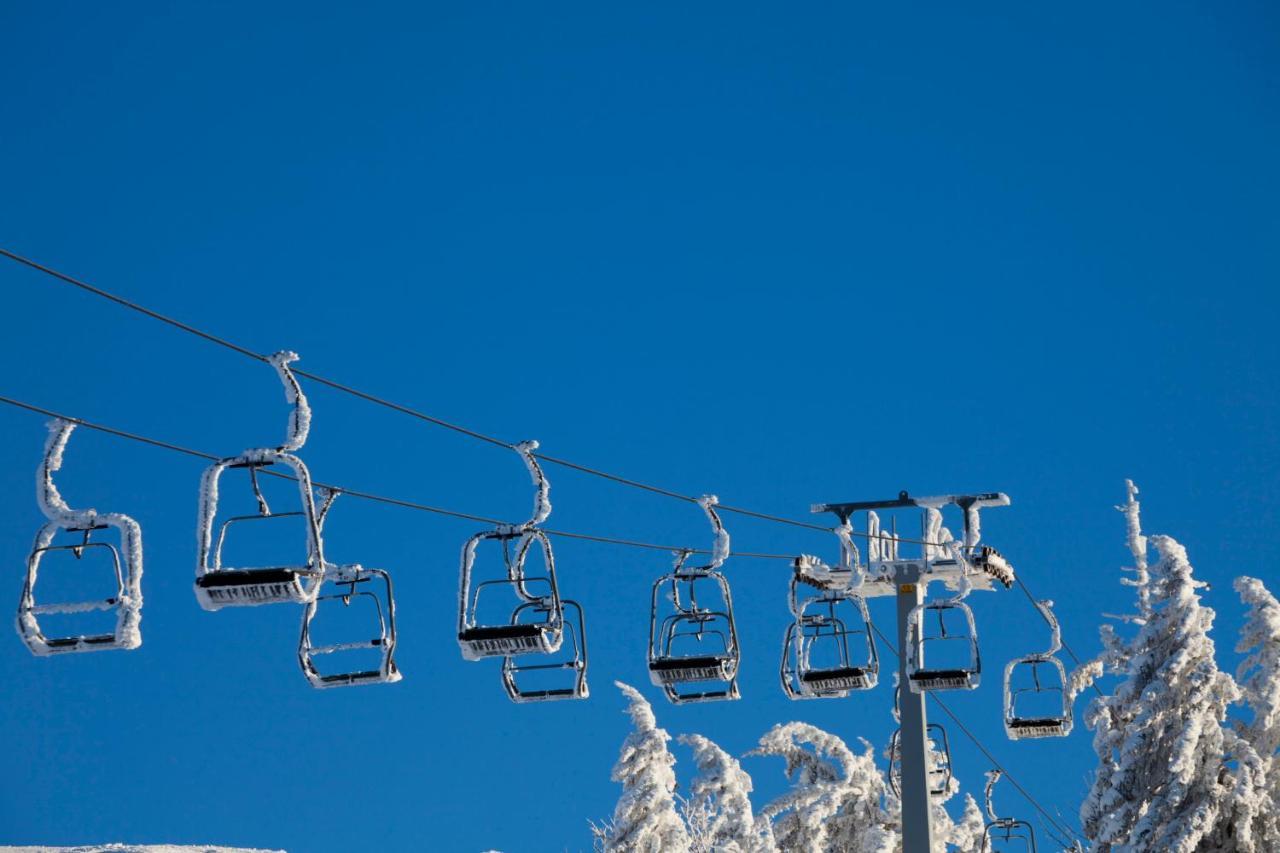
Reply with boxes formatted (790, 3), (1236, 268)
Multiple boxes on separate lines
(1230, 576), (1280, 848)
(1080, 483), (1248, 852)
(596, 682), (692, 853)
(749, 722), (896, 853)
(679, 733), (775, 853)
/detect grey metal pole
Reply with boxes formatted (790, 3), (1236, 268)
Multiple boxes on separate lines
(897, 563), (935, 852)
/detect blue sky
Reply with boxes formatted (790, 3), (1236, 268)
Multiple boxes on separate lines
(1, 2), (1277, 850)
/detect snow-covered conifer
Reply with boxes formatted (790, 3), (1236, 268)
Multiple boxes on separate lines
(1080, 488), (1244, 852)
(679, 734), (775, 853)
(750, 722), (894, 853)
(1229, 576), (1280, 848)
(596, 682), (691, 853)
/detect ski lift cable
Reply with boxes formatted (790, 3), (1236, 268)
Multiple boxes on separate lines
(1, 246), (958, 547)
(0, 394), (793, 561)
(869, 620), (1084, 847)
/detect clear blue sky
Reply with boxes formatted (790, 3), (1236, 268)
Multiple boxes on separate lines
(1, 3), (1277, 851)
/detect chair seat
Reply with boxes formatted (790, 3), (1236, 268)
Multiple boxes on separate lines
(664, 688), (738, 704)
(649, 655), (732, 684)
(801, 666), (871, 690)
(1008, 717), (1067, 738)
(909, 669), (977, 690)
(195, 568), (316, 609)
(459, 624), (556, 659)
(44, 635), (118, 650)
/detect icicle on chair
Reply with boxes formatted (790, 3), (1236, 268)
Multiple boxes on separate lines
(1003, 599), (1072, 739)
(501, 598), (589, 702)
(648, 496), (741, 704)
(457, 441), (564, 660)
(17, 419), (144, 655)
(981, 770), (1037, 853)
(195, 351), (331, 609)
(781, 520), (878, 699)
(298, 561), (402, 689)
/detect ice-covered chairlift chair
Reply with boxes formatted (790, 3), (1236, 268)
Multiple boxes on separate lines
(648, 496), (741, 704)
(780, 522), (878, 699)
(195, 352), (332, 609)
(981, 770), (1037, 853)
(16, 419), (144, 655)
(888, 720), (953, 799)
(501, 598), (588, 702)
(298, 562), (402, 688)
(457, 441), (564, 660)
(905, 570), (982, 692)
(1003, 599), (1072, 739)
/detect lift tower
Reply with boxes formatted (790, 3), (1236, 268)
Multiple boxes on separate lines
(812, 492), (1014, 853)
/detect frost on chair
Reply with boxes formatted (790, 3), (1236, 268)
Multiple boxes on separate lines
(195, 352), (330, 610)
(501, 598), (588, 702)
(981, 770), (1037, 853)
(648, 496), (741, 704)
(780, 521), (878, 699)
(16, 419), (144, 655)
(458, 441), (564, 661)
(888, 722), (953, 799)
(298, 563), (402, 688)
(1003, 599), (1072, 739)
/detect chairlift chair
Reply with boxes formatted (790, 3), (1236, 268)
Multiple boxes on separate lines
(298, 564), (402, 688)
(888, 723), (954, 799)
(1004, 600), (1072, 739)
(501, 598), (589, 702)
(648, 496), (741, 704)
(981, 770), (1038, 853)
(458, 441), (565, 660)
(17, 420), (144, 655)
(781, 528), (879, 698)
(195, 352), (331, 610)
(905, 574), (981, 692)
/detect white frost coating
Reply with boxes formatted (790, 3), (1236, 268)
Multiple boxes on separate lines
(513, 440), (551, 528)
(751, 724), (905, 852)
(792, 522), (864, 592)
(1117, 478), (1151, 621)
(679, 734), (772, 853)
(1236, 577), (1280, 762)
(1067, 658), (1104, 703)
(595, 682), (691, 853)
(1231, 576), (1280, 849)
(17, 420), (144, 655)
(268, 350), (311, 452)
(696, 495), (730, 570)
(36, 419), (84, 520)
(924, 508), (947, 562)
(1081, 487), (1253, 852)
(963, 504), (981, 550)
(592, 698), (994, 852)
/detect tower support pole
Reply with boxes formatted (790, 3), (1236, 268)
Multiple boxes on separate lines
(896, 562), (935, 852)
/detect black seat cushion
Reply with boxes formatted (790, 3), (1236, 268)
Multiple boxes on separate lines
(460, 624), (546, 641)
(196, 568), (306, 588)
(650, 655), (726, 671)
(801, 666), (865, 683)
(910, 669), (969, 681)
